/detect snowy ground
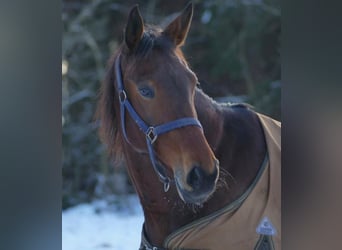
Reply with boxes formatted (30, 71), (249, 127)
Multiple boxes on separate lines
(62, 195), (144, 250)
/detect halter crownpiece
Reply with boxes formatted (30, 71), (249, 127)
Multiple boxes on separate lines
(115, 54), (203, 192)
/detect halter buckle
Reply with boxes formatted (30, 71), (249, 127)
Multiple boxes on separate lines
(146, 127), (157, 144)
(119, 90), (127, 103)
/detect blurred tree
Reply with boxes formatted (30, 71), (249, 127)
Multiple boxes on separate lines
(62, 0), (280, 209)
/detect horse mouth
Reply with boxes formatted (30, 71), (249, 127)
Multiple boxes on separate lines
(174, 176), (215, 205)
(155, 158), (218, 205)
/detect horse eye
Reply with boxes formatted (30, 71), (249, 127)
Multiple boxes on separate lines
(138, 86), (154, 98)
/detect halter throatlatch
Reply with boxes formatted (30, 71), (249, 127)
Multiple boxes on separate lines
(115, 55), (203, 192)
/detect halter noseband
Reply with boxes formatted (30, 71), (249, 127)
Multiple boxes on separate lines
(115, 55), (203, 192)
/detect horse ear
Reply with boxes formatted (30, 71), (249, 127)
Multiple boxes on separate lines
(163, 2), (193, 47)
(125, 5), (144, 51)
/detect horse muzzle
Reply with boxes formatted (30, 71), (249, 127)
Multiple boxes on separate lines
(175, 159), (219, 205)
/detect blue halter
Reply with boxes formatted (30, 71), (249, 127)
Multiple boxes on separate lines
(115, 55), (203, 192)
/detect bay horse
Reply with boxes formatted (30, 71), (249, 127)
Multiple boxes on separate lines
(98, 3), (281, 250)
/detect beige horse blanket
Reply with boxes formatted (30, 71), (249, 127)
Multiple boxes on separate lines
(163, 113), (281, 250)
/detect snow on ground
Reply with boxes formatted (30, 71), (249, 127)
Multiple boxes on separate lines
(62, 195), (144, 250)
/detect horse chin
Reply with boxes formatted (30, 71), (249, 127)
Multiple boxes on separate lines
(174, 177), (214, 205)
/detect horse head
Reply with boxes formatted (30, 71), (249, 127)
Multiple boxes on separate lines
(112, 3), (219, 205)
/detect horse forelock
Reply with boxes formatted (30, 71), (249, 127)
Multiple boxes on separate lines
(124, 25), (176, 59)
(134, 29), (157, 57)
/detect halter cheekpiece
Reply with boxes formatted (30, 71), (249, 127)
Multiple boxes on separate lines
(115, 55), (203, 192)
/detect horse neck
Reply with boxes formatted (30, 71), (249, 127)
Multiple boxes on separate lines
(194, 89), (225, 152)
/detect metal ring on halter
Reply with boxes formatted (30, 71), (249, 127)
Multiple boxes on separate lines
(119, 90), (127, 103)
(146, 127), (158, 144)
(163, 181), (170, 192)
(143, 244), (158, 250)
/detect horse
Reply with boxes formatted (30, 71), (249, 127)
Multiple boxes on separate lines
(97, 3), (281, 250)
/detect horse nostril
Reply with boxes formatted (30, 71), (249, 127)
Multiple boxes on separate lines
(186, 164), (219, 192)
(187, 166), (204, 190)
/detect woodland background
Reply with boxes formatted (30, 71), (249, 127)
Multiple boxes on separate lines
(62, 0), (280, 209)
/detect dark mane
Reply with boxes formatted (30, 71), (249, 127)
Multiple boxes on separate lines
(96, 53), (124, 165)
